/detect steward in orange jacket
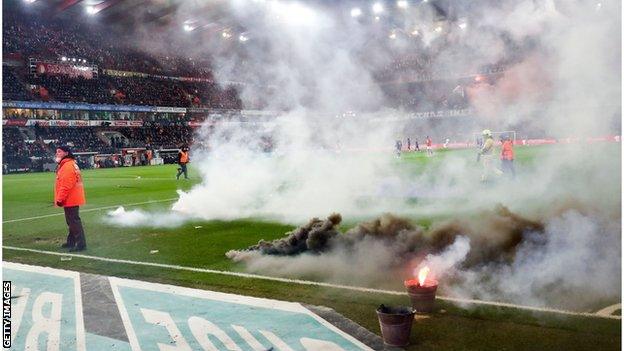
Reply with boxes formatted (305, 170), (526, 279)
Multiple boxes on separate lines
(501, 139), (514, 161)
(176, 145), (190, 180)
(55, 146), (87, 251)
(55, 157), (86, 207)
(500, 136), (515, 178)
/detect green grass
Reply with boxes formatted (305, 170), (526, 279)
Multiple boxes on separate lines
(3, 146), (621, 351)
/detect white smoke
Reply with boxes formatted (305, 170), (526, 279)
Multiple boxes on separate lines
(403, 210), (620, 309)
(105, 206), (188, 228)
(416, 236), (471, 280)
(162, 0), (620, 223)
(171, 110), (409, 223)
(97, 0), (622, 225)
(446, 210), (621, 309)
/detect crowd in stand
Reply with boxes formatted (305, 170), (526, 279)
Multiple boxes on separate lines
(4, 66), (243, 109)
(2, 108), (202, 123)
(3, 9), (212, 78)
(3, 128), (50, 170)
(3, 68), (32, 101)
(381, 79), (470, 111)
(28, 75), (112, 104)
(34, 126), (111, 153)
(2, 3), (242, 109)
(3, 2), (492, 112)
(3, 123), (195, 172)
(375, 54), (433, 83)
(116, 125), (193, 149)
(3, 65), (243, 109)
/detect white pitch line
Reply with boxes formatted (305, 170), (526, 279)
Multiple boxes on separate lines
(91, 177), (197, 181)
(596, 303), (621, 316)
(2, 198), (178, 223)
(3, 246), (621, 320)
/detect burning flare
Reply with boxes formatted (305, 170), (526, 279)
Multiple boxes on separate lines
(418, 266), (430, 286)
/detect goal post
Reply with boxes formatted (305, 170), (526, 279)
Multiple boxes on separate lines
(473, 130), (516, 147)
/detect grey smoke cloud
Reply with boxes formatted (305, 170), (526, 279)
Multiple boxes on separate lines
(104, 0), (620, 309)
(227, 206), (620, 310)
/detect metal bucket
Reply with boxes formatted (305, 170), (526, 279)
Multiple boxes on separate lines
(406, 283), (438, 313)
(376, 304), (415, 348)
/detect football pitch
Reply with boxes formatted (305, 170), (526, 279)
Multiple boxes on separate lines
(3, 145), (621, 350)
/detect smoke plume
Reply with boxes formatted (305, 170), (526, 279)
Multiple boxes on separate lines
(104, 206), (188, 228)
(103, 0), (620, 310)
(228, 205), (620, 310)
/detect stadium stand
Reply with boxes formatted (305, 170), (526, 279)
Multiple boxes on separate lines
(3, 12), (213, 78)
(1, 1), (492, 173)
(116, 124), (194, 149)
(3, 66), (242, 109)
(34, 127), (110, 153)
(3, 68), (32, 101)
(2, 124), (195, 173)
(1, 3), (236, 172)
(2, 4), (242, 109)
(3, 128), (49, 172)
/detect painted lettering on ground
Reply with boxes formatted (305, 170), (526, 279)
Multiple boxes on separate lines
(110, 277), (371, 351)
(3, 262), (86, 351)
(3, 263), (370, 351)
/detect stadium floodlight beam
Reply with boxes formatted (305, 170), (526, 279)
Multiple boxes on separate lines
(372, 2), (383, 14)
(86, 5), (98, 15)
(239, 34), (249, 42)
(458, 22), (467, 30)
(23, 0), (36, 3)
(183, 24), (194, 32)
(397, 0), (408, 9)
(269, 2), (318, 26)
(61, 56), (67, 61)
(350, 7), (362, 18)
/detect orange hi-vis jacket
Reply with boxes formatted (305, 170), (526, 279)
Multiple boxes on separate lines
(55, 157), (86, 207)
(179, 151), (189, 164)
(501, 140), (514, 160)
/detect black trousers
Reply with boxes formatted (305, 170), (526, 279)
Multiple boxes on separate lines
(176, 163), (188, 179)
(501, 159), (515, 178)
(64, 206), (86, 248)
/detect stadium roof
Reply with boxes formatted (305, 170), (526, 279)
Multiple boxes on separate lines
(10, 0), (475, 29)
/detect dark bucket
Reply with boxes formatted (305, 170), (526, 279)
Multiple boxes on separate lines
(406, 283), (437, 313)
(376, 304), (415, 348)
